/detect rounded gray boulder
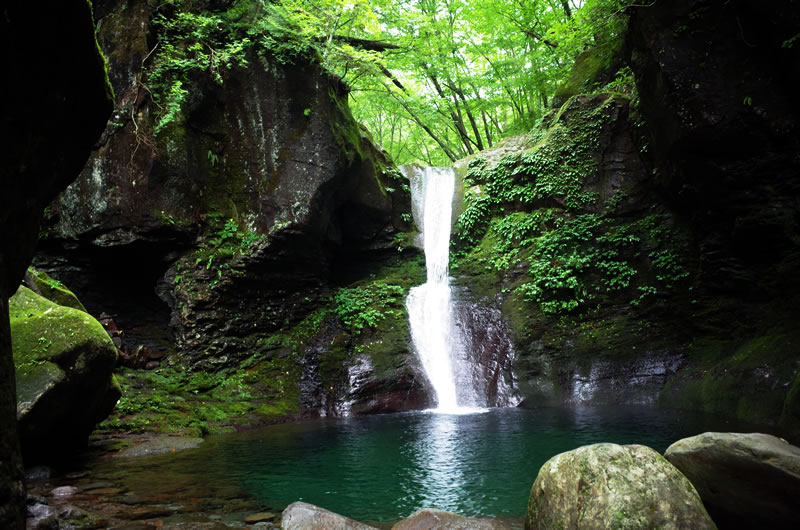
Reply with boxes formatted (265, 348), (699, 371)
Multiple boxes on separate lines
(526, 443), (716, 529)
(665, 432), (800, 528)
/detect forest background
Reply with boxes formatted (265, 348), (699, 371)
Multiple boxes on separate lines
(147, 0), (632, 165)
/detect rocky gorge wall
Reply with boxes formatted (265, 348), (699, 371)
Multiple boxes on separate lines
(450, 0), (800, 440)
(30, 0), (434, 426)
(1, 1), (113, 527)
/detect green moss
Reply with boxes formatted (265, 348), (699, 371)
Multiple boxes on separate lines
(329, 251), (425, 383)
(552, 38), (624, 105)
(660, 329), (800, 431)
(781, 370), (800, 436)
(24, 267), (87, 312)
(97, 355), (302, 436)
(86, 0), (115, 109)
(10, 286), (114, 368)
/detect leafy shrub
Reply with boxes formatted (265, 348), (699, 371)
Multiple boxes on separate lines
(333, 281), (404, 335)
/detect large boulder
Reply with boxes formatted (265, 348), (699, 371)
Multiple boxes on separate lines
(664, 432), (800, 528)
(526, 443), (715, 529)
(281, 501), (376, 530)
(11, 286), (120, 462)
(22, 268), (87, 312)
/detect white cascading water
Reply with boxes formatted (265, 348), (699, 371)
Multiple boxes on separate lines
(406, 166), (468, 412)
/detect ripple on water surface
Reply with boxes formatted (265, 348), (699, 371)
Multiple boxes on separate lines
(86, 406), (760, 523)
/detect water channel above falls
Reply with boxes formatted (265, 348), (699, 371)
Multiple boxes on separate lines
(73, 407), (758, 525)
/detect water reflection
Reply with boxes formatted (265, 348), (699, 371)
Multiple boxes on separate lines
(81, 406), (772, 523)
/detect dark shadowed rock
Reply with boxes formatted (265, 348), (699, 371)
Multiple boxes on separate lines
(393, 508), (510, 529)
(281, 501), (376, 530)
(665, 432), (800, 528)
(627, 0), (800, 432)
(0, 0), (113, 525)
(526, 443), (715, 530)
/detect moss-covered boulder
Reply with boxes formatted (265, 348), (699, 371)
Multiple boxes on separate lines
(11, 286), (120, 462)
(526, 443), (715, 529)
(665, 432), (800, 528)
(23, 268), (87, 312)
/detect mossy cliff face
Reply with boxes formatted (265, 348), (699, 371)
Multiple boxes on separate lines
(453, 93), (687, 409)
(453, 0), (800, 440)
(1, 1), (113, 527)
(34, 0), (420, 423)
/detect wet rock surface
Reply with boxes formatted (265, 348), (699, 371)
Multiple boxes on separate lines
(665, 432), (800, 528)
(393, 508), (510, 529)
(526, 443), (715, 529)
(111, 436), (205, 458)
(281, 501), (376, 530)
(452, 291), (519, 407)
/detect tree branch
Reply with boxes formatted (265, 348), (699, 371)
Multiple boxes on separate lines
(521, 29), (558, 48)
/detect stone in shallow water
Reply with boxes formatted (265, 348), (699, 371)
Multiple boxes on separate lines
(526, 443), (716, 529)
(25, 465), (53, 481)
(244, 511), (278, 523)
(87, 487), (125, 497)
(50, 486), (80, 498)
(393, 508), (510, 529)
(281, 502), (377, 529)
(116, 505), (175, 520)
(665, 432), (800, 528)
(27, 503), (56, 520)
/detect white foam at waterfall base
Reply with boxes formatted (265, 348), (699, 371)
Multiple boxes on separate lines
(405, 166), (485, 413)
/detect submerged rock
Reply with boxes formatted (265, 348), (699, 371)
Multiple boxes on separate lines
(281, 501), (376, 530)
(244, 511), (278, 523)
(111, 436), (204, 457)
(665, 432), (800, 528)
(393, 508), (510, 529)
(526, 443), (715, 529)
(11, 286), (120, 462)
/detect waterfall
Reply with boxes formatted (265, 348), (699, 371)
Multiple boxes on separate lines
(405, 166), (477, 412)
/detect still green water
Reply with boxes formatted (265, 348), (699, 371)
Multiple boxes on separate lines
(89, 406), (753, 523)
